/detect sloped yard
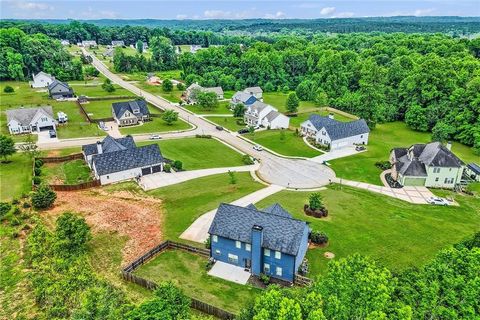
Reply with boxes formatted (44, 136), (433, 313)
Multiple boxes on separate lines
(41, 159), (93, 185)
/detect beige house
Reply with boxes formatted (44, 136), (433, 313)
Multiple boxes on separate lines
(184, 83), (224, 103)
(390, 142), (464, 188)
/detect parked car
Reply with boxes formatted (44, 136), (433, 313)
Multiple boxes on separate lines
(215, 126), (224, 131)
(355, 145), (366, 151)
(253, 145), (263, 151)
(149, 134), (162, 140)
(48, 130), (57, 138)
(238, 128), (249, 134)
(427, 197), (449, 206)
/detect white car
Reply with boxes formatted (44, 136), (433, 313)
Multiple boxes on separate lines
(427, 197), (449, 206)
(149, 134), (162, 140)
(253, 145), (263, 151)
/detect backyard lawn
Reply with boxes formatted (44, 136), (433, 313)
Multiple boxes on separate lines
(119, 117), (191, 135)
(204, 116), (246, 132)
(138, 137), (245, 170)
(41, 159), (92, 185)
(256, 184), (480, 276)
(263, 92), (318, 113)
(138, 82), (183, 103)
(134, 250), (260, 313)
(329, 121), (479, 185)
(82, 99), (159, 120)
(0, 153), (32, 201)
(245, 129), (321, 158)
(70, 83), (132, 97)
(183, 101), (231, 115)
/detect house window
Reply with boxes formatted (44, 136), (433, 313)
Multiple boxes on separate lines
(276, 267), (282, 277)
(444, 178), (454, 184)
(215, 249), (221, 255)
(246, 244), (251, 252)
(275, 251), (281, 259)
(435, 177), (439, 182)
(433, 168), (441, 173)
(361, 135), (363, 138)
(322, 131), (326, 136)
(106, 176), (109, 179)
(212, 235), (218, 243)
(235, 241), (241, 249)
(263, 263), (270, 273)
(264, 249), (270, 257)
(228, 254), (238, 264)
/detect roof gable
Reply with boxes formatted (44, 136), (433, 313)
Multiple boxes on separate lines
(82, 135), (136, 156)
(307, 115), (370, 140)
(112, 100), (149, 119)
(6, 106), (54, 126)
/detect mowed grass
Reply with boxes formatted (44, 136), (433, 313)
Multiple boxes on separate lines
(0, 153), (32, 201)
(329, 122), (479, 185)
(134, 250), (259, 313)
(245, 129), (321, 158)
(183, 101), (232, 115)
(70, 83), (132, 97)
(119, 117), (191, 135)
(256, 184), (480, 276)
(138, 137), (245, 170)
(82, 99), (157, 120)
(204, 116), (246, 132)
(138, 82), (184, 103)
(263, 92), (317, 113)
(289, 109), (355, 128)
(42, 159), (92, 185)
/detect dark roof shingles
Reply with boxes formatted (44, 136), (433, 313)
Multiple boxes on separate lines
(307, 115), (370, 140)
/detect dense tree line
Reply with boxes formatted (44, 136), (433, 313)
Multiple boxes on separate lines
(179, 33), (480, 151)
(0, 27), (83, 81)
(239, 233), (480, 320)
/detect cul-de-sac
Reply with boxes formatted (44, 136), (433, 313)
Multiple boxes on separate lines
(0, 7), (479, 320)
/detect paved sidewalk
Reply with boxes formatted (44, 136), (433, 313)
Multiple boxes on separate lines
(333, 178), (434, 204)
(139, 164), (259, 191)
(180, 184), (285, 243)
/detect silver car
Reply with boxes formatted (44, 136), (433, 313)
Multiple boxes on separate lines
(427, 197), (449, 206)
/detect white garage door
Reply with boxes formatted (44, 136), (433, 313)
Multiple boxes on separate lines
(333, 141), (348, 149)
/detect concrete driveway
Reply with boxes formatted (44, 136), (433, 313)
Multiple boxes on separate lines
(37, 130), (58, 144)
(208, 261), (251, 285)
(310, 146), (362, 163)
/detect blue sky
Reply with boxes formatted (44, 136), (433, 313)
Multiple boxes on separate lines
(1, 0), (479, 20)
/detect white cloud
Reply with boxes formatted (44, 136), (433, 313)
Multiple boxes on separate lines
(79, 7), (118, 19)
(414, 8), (435, 16)
(176, 14), (188, 20)
(204, 10), (231, 18)
(7, 0), (53, 11)
(332, 12), (355, 18)
(264, 11), (286, 19)
(320, 7), (336, 15)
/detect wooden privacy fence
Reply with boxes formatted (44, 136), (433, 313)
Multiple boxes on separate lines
(37, 153), (83, 163)
(121, 240), (235, 319)
(48, 179), (100, 191)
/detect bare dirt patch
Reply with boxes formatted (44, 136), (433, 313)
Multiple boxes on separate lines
(46, 149), (61, 157)
(45, 189), (164, 264)
(324, 252), (335, 259)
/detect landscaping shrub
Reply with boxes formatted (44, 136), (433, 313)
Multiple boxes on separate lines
(163, 163), (171, 173)
(259, 273), (271, 285)
(195, 134), (212, 139)
(176, 82), (185, 91)
(3, 85), (14, 93)
(204, 237), (211, 249)
(310, 230), (329, 245)
(242, 155), (254, 165)
(228, 171), (237, 184)
(162, 79), (173, 92)
(34, 159), (44, 168)
(31, 185), (57, 209)
(375, 161), (392, 170)
(34, 167), (42, 176)
(22, 202), (31, 209)
(33, 176), (42, 185)
(11, 198), (19, 205)
(172, 160), (183, 171)
(304, 193), (328, 218)
(0, 202), (12, 219)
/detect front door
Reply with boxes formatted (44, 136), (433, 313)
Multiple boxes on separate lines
(244, 259), (251, 269)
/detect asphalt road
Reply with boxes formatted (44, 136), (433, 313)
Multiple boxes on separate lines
(77, 48), (336, 189)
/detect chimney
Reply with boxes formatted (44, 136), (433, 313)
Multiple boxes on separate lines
(328, 113), (334, 120)
(96, 141), (103, 154)
(446, 141), (452, 151)
(250, 225), (263, 276)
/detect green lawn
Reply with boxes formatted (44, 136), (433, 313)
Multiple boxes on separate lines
(41, 159), (92, 185)
(329, 122), (478, 185)
(0, 153), (32, 201)
(82, 98), (131, 119)
(183, 101), (231, 115)
(119, 117), (191, 135)
(263, 92), (317, 113)
(204, 116), (246, 132)
(138, 137), (245, 170)
(289, 109), (354, 128)
(70, 83), (132, 97)
(256, 185), (480, 277)
(245, 129), (321, 158)
(134, 250), (259, 314)
(138, 82), (184, 103)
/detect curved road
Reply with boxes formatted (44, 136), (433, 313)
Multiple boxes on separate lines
(84, 48), (335, 189)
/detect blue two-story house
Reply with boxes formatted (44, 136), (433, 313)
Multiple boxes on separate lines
(208, 203), (310, 283)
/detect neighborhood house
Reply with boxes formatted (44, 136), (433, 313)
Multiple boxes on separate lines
(60, 40), (70, 46)
(244, 101), (290, 129)
(81, 40), (97, 47)
(231, 91), (258, 106)
(184, 83), (224, 103)
(82, 135), (165, 185)
(6, 106), (56, 134)
(48, 80), (74, 100)
(301, 114), (370, 150)
(112, 100), (150, 126)
(208, 203), (310, 283)
(111, 40), (125, 47)
(243, 86), (263, 100)
(390, 142), (465, 188)
(30, 71), (55, 88)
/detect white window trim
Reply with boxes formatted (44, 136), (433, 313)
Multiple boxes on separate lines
(264, 263), (270, 273)
(235, 240), (241, 249)
(215, 249), (221, 255)
(264, 249), (270, 257)
(276, 267), (282, 276)
(245, 243), (251, 252)
(275, 251), (281, 259)
(212, 235), (218, 243)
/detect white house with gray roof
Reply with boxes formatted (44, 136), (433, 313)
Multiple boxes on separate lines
(111, 40), (125, 47)
(30, 71), (55, 88)
(301, 114), (370, 150)
(244, 86), (263, 100)
(244, 101), (289, 129)
(184, 83), (224, 103)
(82, 135), (164, 185)
(390, 142), (464, 188)
(6, 106), (56, 134)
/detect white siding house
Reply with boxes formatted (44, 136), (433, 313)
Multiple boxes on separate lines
(244, 87), (263, 100)
(6, 106), (56, 134)
(30, 71), (55, 88)
(244, 101), (290, 129)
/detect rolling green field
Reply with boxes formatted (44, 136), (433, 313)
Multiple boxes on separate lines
(256, 185), (480, 276)
(138, 82), (184, 103)
(204, 116), (246, 132)
(42, 159), (92, 184)
(134, 250), (259, 313)
(245, 129), (321, 158)
(329, 122), (479, 185)
(138, 137), (245, 170)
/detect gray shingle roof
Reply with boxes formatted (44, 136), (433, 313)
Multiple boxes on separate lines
(250, 101), (272, 113)
(467, 163), (480, 175)
(204, 87), (224, 96)
(244, 86), (263, 94)
(418, 142), (463, 167)
(306, 115), (370, 141)
(112, 100), (149, 119)
(208, 203), (309, 256)
(92, 143), (164, 176)
(232, 92), (257, 105)
(262, 203), (292, 218)
(6, 106), (54, 125)
(48, 80), (73, 93)
(82, 135), (136, 157)
(265, 110), (282, 122)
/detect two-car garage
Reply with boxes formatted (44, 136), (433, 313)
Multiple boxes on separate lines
(141, 164), (163, 176)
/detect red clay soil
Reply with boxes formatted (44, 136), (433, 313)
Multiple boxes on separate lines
(45, 189), (164, 264)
